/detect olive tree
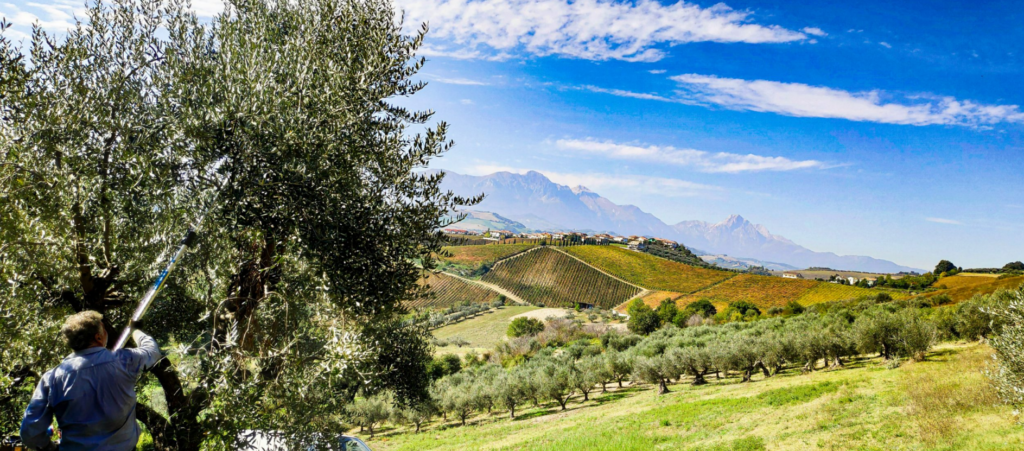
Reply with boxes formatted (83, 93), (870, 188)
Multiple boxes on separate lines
(988, 287), (1024, 419)
(1, 0), (475, 448)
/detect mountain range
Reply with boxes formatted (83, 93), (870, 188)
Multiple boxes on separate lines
(438, 170), (923, 274)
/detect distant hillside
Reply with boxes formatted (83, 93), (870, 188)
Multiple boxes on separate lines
(437, 170), (923, 274)
(481, 247), (642, 309)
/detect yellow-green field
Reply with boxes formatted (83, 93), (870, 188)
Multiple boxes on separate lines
(795, 282), (907, 305)
(366, 342), (1021, 451)
(564, 245), (735, 293)
(923, 274), (1024, 303)
(431, 305), (538, 355)
(439, 244), (537, 269)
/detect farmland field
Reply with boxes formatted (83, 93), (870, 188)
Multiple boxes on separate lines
(564, 245), (734, 293)
(923, 274), (1024, 303)
(933, 273), (1000, 290)
(482, 247), (642, 309)
(410, 272), (501, 309)
(795, 282), (903, 305)
(677, 274), (817, 309)
(617, 291), (685, 313)
(431, 305), (538, 356)
(370, 342), (1022, 451)
(439, 244), (537, 270)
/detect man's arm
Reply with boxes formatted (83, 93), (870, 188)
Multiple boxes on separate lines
(20, 371), (55, 451)
(117, 329), (162, 376)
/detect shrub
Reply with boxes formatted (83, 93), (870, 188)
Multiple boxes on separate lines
(627, 299), (662, 335)
(987, 287), (1024, 417)
(427, 354), (463, 381)
(682, 298), (717, 318)
(655, 299), (679, 325)
(507, 317), (545, 338)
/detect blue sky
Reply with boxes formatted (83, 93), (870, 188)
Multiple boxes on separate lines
(3, 0), (1023, 269)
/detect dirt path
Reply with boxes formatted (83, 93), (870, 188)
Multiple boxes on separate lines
(442, 271), (530, 306)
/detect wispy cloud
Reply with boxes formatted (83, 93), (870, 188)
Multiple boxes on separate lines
(0, 0), (85, 40)
(464, 165), (722, 197)
(926, 217), (962, 225)
(434, 77), (490, 86)
(648, 69), (667, 74)
(582, 85), (679, 103)
(801, 27), (827, 37)
(460, 99), (474, 105)
(555, 138), (828, 173)
(396, 0), (807, 62)
(879, 41), (892, 49)
(670, 74), (1024, 127)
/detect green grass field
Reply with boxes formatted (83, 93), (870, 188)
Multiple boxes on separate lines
(431, 305), (538, 355)
(366, 342), (1022, 451)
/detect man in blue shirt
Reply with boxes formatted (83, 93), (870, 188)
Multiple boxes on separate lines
(20, 311), (161, 451)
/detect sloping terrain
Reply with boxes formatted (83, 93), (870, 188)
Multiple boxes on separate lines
(439, 244), (537, 271)
(923, 274), (1024, 303)
(676, 273), (818, 310)
(482, 247), (641, 309)
(411, 272), (501, 309)
(795, 282), (902, 305)
(373, 343), (1021, 451)
(564, 245), (734, 293)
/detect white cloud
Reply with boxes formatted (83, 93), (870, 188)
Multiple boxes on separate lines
(395, 0), (807, 62)
(434, 77), (490, 86)
(582, 85), (680, 103)
(670, 74), (1024, 127)
(801, 27), (827, 37)
(556, 138), (827, 173)
(879, 41), (892, 49)
(648, 69), (667, 74)
(460, 98), (474, 105)
(464, 165), (721, 197)
(926, 217), (962, 225)
(0, 0), (84, 40)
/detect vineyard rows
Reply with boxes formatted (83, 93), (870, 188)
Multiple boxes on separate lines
(564, 245), (734, 293)
(482, 247), (641, 309)
(794, 282), (896, 306)
(410, 272), (500, 309)
(677, 274), (818, 309)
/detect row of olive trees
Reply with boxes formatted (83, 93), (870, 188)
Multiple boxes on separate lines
(345, 302), (961, 436)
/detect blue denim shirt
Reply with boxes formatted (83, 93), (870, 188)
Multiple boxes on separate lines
(20, 332), (161, 451)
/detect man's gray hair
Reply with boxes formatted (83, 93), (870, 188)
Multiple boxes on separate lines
(62, 311), (104, 351)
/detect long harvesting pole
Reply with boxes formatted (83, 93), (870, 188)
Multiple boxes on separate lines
(112, 176), (225, 351)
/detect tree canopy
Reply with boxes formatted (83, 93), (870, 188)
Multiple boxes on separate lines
(0, 0), (475, 448)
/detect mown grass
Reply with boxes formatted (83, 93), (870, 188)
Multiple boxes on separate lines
(431, 305), (537, 355)
(369, 343), (1023, 451)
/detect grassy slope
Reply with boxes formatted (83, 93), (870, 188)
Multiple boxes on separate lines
(431, 305), (537, 355)
(923, 274), (1024, 303)
(368, 343), (1022, 451)
(482, 247), (641, 309)
(411, 272), (500, 309)
(564, 245), (734, 293)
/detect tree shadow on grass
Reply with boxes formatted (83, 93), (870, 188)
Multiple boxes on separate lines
(513, 408), (556, 421)
(592, 392), (632, 405)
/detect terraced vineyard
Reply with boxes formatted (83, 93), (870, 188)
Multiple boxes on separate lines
(439, 244), (536, 270)
(410, 272), (500, 309)
(482, 247), (641, 309)
(922, 274), (1024, 303)
(564, 245), (734, 293)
